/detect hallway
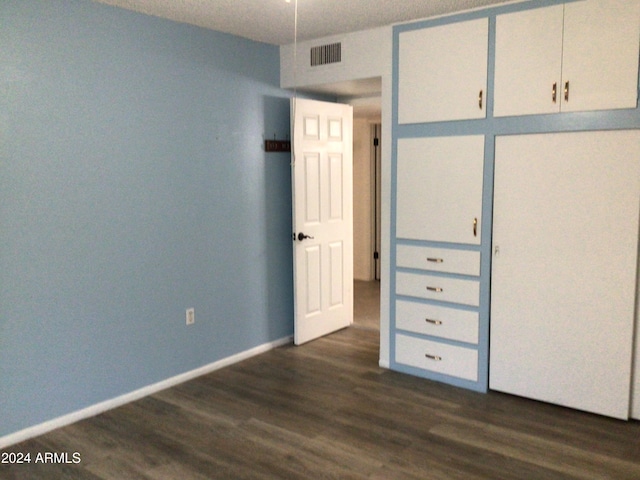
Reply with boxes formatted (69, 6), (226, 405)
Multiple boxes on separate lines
(353, 280), (380, 331)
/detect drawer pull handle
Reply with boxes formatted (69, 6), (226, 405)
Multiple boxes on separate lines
(478, 89), (483, 110)
(552, 82), (557, 103)
(426, 286), (443, 292)
(473, 217), (478, 237)
(425, 318), (442, 325)
(426, 257), (443, 263)
(425, 353), (442, 361)
(564, 80), (570, 102)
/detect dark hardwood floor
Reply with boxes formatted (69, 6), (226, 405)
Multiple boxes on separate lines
(3, 326), (640, 479)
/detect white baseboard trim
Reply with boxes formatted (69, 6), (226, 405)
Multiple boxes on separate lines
(379, 359), (390, 369)
(0, 335), (292, 450)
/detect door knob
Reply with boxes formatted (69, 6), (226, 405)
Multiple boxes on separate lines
(297, 232), (314, 241)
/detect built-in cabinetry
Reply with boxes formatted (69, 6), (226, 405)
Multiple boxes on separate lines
(393, 135), (487, 391)
(392, 0), (640, 416)
(490, 130), (640, 420)
(494, 0), (640, 116)
(398, 18), (488, 124)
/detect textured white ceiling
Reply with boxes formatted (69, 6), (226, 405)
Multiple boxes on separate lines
(93, 0), (514, 45)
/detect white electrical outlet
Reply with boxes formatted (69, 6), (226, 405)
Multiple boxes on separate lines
(186, 308), (195, 325)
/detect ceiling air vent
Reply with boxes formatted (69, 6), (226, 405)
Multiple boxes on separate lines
(310, 42), (342, 67)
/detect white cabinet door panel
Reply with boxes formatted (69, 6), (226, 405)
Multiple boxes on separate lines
(398, 18), (488, 124)
(561, 0), (640, 112)
(494, 5), (564, 117)
(491, 130), (640, 419)
(396, 136), (484, 244)
(494, 0), (640, 117)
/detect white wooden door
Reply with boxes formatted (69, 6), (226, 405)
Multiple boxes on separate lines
(398, 18), (488, 124)
(291, 98), (353, 345)
(494, 5), (564, 117)
(396, 135), (484, 245)
(490, 130), (640, 419)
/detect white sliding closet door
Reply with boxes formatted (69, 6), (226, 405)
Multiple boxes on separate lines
(490, 130), (640, 419)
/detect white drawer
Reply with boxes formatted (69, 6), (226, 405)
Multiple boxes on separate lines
(396, 272), (480, 306)
(396, 300), (479, 344)
(396, 245), (480, 276)
(395, 334), (478, 381)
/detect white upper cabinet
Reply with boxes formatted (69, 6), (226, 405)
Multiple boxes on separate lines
(396, 135), (484, 245)
(494, 6), (564, 116)
(561, 0), (640, 112)
(494, 0), (640, 117)
(398, 19), (489, 124)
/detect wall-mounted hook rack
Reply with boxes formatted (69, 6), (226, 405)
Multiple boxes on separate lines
(264, 139), (291, 152)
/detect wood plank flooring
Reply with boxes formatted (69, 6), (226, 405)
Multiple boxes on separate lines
(3, 327), (640, 479)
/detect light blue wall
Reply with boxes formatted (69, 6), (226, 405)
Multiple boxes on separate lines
(0, 0), (296, 437)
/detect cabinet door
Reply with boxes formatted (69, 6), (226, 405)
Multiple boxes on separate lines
(494, 5), (564, 117)
(490, 130), (640, 419)
(398, 19), (488, 124)
(396, 136), (484, 244)
(494, 0), (640, 117)
(561, 0), (640, 112)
